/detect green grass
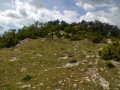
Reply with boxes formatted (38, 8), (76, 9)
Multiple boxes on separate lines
(0, 38), (120, 90)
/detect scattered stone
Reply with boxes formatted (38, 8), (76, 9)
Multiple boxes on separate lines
(57, 67), (61, 69)
(44, 69), (48, 72)
(86, 55), (90, 58)
(65, 62), (79, 67)
(31, 57), (36, 59)
(34, 79), (37, 81)
(16, 82), (22, 85)
(41, 39), (45, 42)
(86, 66), (110, 90)
(10, 57), (18, 61)
(75, 45), (78, 47)
(99, 48), (103, 51)
(46, 78), (49, 80)
(36, 53), (42, 57)
(110, 60), (119, 68)
(85, 77), (91, 82)
(96, 55), (99, 58)
(62, 83), (65, 86)
(99, 76), (109, 90)
(20, 38), (31, 44)
(58, 80), (62, 84)
(55, 89), (61, 90)
(80, 81), (84, 84)
(36, 85), (39, 87)
(58, 54), (68, 60)
(54, 53), (57, 56)
(21, 84), (31, 88)
(73, 84), (77, 88)
(74, 79), (79, 82)
(40, 83), (44, 86)
(21, 67), (26, 72)
(15, 49), (19, 51)
(106, 39), (112, 44)
(32, 87), (36, 89)
(82, 60), (87, 63)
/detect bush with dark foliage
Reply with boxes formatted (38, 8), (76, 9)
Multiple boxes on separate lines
(99, 41), (120, 61)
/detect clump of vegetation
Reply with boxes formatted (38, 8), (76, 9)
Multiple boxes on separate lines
(70, 34), (81, 41)
(99, 41), (120, 61)
(22, 74), (33, 81)
(55, 31), (62, 39)
(69, 60), (77, 63)
(106, 62), (115, 68)
(87, 33), (104, 43)
(0, 68), (5, 73)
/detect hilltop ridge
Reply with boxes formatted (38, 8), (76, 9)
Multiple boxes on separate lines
(0, 20), (120, 48)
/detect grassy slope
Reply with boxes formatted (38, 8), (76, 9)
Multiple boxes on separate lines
(0, 38), (120, 90)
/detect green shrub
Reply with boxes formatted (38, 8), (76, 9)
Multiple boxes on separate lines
(70, 34), (81, 41)
(106, 62), (115, 68)
(22, 75), (33, 81)
(99, 41), (120, 61)
(87, 33), (104, 43)
(64, 33), (71, 38)
(55, 31), (62, 39)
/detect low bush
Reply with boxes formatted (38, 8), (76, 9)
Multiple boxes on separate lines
(22, 75), (33, 81)
(106, 62), (115, 68)
(87, 33), (104, 43)
(99, 41), (120, 61)
(70, 34), (81, 41)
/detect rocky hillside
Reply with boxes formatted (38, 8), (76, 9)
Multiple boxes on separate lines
(0, 38), (120, 90)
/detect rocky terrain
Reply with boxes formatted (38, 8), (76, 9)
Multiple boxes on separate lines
(0, 38), (120, 90)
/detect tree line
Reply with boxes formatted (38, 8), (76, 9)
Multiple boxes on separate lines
(0, 20), (120, 48)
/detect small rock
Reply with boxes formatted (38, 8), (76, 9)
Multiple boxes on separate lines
(10, 57), (18, 61)
(36, 53), (42, 57)
(36, 85), (39, 87)
(65, 62), (79, 67)
(99, 77), (109, 90)
(21, 84), (31, 88)
(40, 83), (44, 86)
(85, 77), (91, 82)
(55, 89), (61, 90)
(58, 54), (68, 60)
(44, 69), (48, 72)
(16, 82), (22, 85)
(106, 39), (112, 44)
(32, 87), (36, 89)
(62, 83), (65, 86)
(73, 84), (77, 88)
(21, 67), (26, 72)
(86, 55), (90, 58)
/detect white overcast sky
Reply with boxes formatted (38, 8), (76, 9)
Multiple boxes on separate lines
(0, 0), (120, 33)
